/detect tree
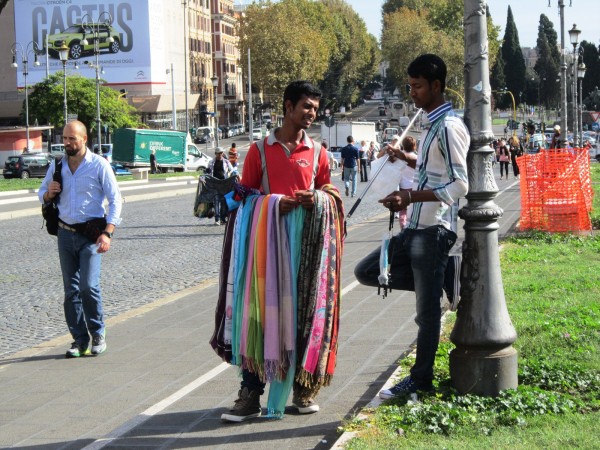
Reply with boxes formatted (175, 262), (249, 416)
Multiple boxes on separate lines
(238, 0), (377, 112)
(238, 0), (331, 114)
(580, 41), (600, 105)
(26, 73), (143, 136)
(538, 14), (560, 67)
(534, 17), (559, 109)
(381, 0), (500, 105)
(500, 6), (526, 105)
(490, 53), (508, 109)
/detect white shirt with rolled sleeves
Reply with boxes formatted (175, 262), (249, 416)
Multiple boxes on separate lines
(407, 102), (469, 232)
(38, 150), (122, 227)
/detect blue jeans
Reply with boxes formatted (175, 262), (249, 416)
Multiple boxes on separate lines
(214, 194), (227, 223)
(57, 228), (105, 345)
(343, 167), (358, 196)
(354, 225), (456, 387)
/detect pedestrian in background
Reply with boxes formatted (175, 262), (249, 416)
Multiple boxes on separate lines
(508, 135), (522, 179)
(355, 54), (469, 398)
(39, 120), (122, 358)
(359, 140), (369, 182)
(498, 139), (511, 180)
(228, 143), (239, 168)
(206, 147), (235, 225)
(340, 135), (360, 197)
(150, 149), (157, 174)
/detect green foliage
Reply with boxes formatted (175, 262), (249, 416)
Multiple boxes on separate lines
(25, 73), (143, 135)
(381, 0), (501, 103)
(343, 224), (600, 448)
(581, 41), (600, 104)
(501, 6), (526, 104)
(534, 15), (559, 109)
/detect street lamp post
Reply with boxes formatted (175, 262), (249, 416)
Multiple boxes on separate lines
(211, 75), (219, 148)
(11, 41), (40, 151)
(166, 63), (177, 130)
(568, 24), (581, 147)
(578, 61), (587, 141)
(450, 0), (518, 396)
(81, 12), (114, 152)
(57, 43), (70, 126)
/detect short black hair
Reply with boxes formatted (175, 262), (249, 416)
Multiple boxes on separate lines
(407, 54), (447, 93)
(347, 136), (354, 143)
(283, 80), (322, 116)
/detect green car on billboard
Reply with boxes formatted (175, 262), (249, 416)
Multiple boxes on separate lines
(46, 23), (120, 60)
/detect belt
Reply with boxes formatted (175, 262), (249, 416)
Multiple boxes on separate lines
(58, 221), (77, 232)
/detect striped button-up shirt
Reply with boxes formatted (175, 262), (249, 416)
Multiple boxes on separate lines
(407, 102), (469, 232)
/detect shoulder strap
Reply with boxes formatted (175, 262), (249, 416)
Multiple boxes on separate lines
(310, 140), (322, 190)
(256, 138), (270, 194)
(51, 158), (63, 204)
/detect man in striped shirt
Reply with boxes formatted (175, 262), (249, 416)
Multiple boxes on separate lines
(355, 54), (469, 398)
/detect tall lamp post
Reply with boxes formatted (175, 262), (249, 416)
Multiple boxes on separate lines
(166, 63), (177, 130)
(211, 75), (219, 148)
(57, 43), (70, 126)
(568, 24), (581, 147)
(578, 61), (586, 141)
(10, 41), (40, 151)
(450, 0), (518, 396)
(81, 12), (114, 152)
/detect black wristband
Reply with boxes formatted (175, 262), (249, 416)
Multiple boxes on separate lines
(101, 231), (113, 239)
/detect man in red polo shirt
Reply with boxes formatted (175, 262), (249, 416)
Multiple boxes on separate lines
(221, 80), (332, 422)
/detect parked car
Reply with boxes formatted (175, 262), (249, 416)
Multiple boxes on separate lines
(3, 153), (52, 179)
(252, 128), (262, 140)
(49, 144), (65, 159)
(93, 144), (113, 162)
(46, 23), (121, 60)
(195, 126), (214, 144)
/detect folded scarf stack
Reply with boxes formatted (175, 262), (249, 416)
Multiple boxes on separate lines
(209, 184), (344, 417)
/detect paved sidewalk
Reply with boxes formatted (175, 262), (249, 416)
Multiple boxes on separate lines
(0, 178), (521, 449)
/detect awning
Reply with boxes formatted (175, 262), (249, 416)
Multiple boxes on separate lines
(128, 94), (201, 113)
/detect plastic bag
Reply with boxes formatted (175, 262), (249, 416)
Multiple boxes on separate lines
(369, 156), (407, 197)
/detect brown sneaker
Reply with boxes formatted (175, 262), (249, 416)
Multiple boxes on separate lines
(292, 395), (320, 414)
(221, 387), (262, 422)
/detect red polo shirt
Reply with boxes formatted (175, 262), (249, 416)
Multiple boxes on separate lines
(242, 130), (330, 196)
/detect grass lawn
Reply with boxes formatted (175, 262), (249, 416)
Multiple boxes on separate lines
(342, 165), (600, 449)
(0, 171), (198, 192)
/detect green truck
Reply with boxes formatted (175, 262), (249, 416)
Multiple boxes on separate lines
(112, 128), (212, 172)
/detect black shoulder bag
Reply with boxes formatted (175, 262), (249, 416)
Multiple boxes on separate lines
(42, 158), (63, 236)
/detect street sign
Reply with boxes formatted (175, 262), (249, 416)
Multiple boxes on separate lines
(67, 114), (78, 122)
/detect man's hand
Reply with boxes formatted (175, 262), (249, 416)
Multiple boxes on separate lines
(294, 190), (315, 210)
(45, 181), (61, 200)
(379, 190), (411, 212)
(95, 234), (111, 254)
(279, 195), (299, 214)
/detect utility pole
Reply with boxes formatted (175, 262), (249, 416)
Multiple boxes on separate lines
(450, 1), (518, 396)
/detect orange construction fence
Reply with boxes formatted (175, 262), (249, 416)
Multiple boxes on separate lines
(516, 148), (593, 233)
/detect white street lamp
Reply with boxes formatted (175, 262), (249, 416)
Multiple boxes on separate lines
(568, 24), (581, 146)
(57, 42), (69, 126)
(578, 61), (587, 143)
(10, 41), (41, 152)
(166, 64), (177, 130)
(211, 75), (219, 147)
(81, 12), (113, 151)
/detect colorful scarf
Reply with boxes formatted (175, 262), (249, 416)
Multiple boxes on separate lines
(209, 185), (344, 417)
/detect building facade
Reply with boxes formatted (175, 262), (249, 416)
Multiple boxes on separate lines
(0, 0), (243, 136)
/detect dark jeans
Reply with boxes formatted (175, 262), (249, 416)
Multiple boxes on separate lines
(359, 159), (368, 181)
(499, 161), (509, 178)
(354, 225), (457, 387)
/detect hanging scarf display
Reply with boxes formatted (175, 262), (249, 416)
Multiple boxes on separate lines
(209, 184), (344, 418)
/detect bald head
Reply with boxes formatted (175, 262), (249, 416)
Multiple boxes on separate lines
(63, 120), (88, 158)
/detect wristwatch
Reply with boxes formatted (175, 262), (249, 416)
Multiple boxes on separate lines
(101, 231), (113, 239)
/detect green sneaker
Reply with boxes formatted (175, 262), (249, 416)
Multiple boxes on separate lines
(91, 333), (106, 355)
(65, 342), (90, 358)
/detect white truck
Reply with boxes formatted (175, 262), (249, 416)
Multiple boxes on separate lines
(320, 121), (378, 152)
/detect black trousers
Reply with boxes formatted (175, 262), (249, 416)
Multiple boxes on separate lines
(359, 159), (368, 181)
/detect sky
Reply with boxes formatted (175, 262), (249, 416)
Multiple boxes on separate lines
(343, 0), (599, 48)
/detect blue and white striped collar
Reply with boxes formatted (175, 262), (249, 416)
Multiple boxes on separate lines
(426, 102), (453, 123)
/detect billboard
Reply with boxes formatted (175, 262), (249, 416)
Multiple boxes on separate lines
(13, 0), (167, 87)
